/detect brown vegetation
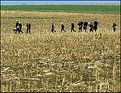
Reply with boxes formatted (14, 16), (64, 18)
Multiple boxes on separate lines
(1, 10), (120, 92)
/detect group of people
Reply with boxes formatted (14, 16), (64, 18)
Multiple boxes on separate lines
(13, 19), (117, 34)
(51, 19), (99, 33)
(51, 19), (117, 33)
(14, 20), (31, 33)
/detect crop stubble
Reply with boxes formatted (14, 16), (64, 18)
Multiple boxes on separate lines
(1, 10), (120, 92)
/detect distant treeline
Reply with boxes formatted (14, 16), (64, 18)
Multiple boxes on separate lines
(1, 5), (120, 14)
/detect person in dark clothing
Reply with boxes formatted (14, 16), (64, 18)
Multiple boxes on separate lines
(78, 21), (83, 32)
(51, 23), (55, 33)
(112, 23), (117, 32)
(93, 20), (98, 32)
(14, 26), (19, 33)
(26, 22), (31, 33)
(16, 20), (19, 28)
(83, 19), (88, 32)
(61, 22), (66, 32)
(89, 22), (93, 32)
(16, 25), (20, 33)
(71, 22), (76, 32)
(14, 20), (20, 33)
(18, 22), (23, 33)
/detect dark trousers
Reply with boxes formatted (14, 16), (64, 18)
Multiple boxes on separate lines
(18, 28), (23, 33)
(27, 28), (30, 33)
(51, 29), (55, 32)
(90, 28), (93, 32)
(79, 26), (82, 32)
(93, 26), (97, 32)
(71, 28), (75, 32)
(61, 29), (66, 32)
(93, 29), (97, 32)
(113, 28), (116, 32)
(83, 26), (87, 32)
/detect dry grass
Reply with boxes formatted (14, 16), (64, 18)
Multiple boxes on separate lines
(1, 10), (120, 92)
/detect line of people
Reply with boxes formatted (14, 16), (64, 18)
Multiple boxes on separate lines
(51, 19), (117, 33)
(13, 19), (117, 34)
(51, 19), (99, 33)
(13, 20), (31, 33)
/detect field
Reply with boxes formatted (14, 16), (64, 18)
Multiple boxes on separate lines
(1, 5), (120, 14)
(1, 5), (120, 92)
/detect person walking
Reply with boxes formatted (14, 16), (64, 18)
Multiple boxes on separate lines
(51, 23), (56, 33)
(112, 23), (117, 32)
(71, 22), (76, 32)
(83, 19), (88, 32)
(78, 21), (83, 32)
(16, 20), (19, 28)
(18, 22), (23, 33)
(61, 22), (66, 32)
(89, 22), (93, 32)
(26, 22), (31, 33)
(93, 19), (98, 32)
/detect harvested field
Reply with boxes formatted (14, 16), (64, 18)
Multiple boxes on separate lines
(1, 5), (120, 92)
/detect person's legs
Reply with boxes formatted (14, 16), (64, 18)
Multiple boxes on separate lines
(71, 29), (72, 32)
(73, 29), (76, 32)
(61, 29), (63, 32)
(51, 29), (54, 32)
(114, 29), (115, 32)
(29, 29), (30, 33)
(80, 26), (82, 32)
(19, 29), (20, 33)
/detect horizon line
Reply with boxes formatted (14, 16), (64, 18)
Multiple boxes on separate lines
(1, 1), (120, 5)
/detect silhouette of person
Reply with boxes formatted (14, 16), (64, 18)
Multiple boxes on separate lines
(61, 22), (66, 32)
(51, 23), (56, 33)
(89, 22), (93, 32)
(78, 21), (83, 32)
(16, 20), (19, 28)
(71, 22), (76, 32)
(112, 23), (117, 32)
(26, 22), (31, 33)
(18, 22), (23, 33)
(93, 19), (98, 32)
(83, 19), (88, 32)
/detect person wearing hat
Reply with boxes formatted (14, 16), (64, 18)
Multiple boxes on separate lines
(83, 19), (88, 32)
(14, 20), (19, 33)
(78, 21), (83, 32)
(61, 22), (66, 32)
(89, 22), (93, 32)
(93, 19), (98, 32)
(71, 22), (76, 32)
(18, 22), (23, 33)
(26, 22), (31, 33)
(15, 20), (19, 28)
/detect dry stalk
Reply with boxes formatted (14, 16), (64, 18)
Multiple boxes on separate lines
(18, 79), (21, 92)
(88, 82), (91, 92)
(9, 80), (12, 92)
(6, 83), (8, 92)
(112, 63), (116, 81)
(2, 85), (5, 92)
(61, 74), (66, 87)
(95, 68), (99, 81)
(95, 83), (98, 92)
(24, 69), (27, 77)
(46, 78), (49, 92)
(70, 74), (73, 92)
(55, 76), (58, 90)
(28, 80), (31, 92)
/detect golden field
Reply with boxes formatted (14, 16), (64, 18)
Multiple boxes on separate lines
(1, 10), (120, 92)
